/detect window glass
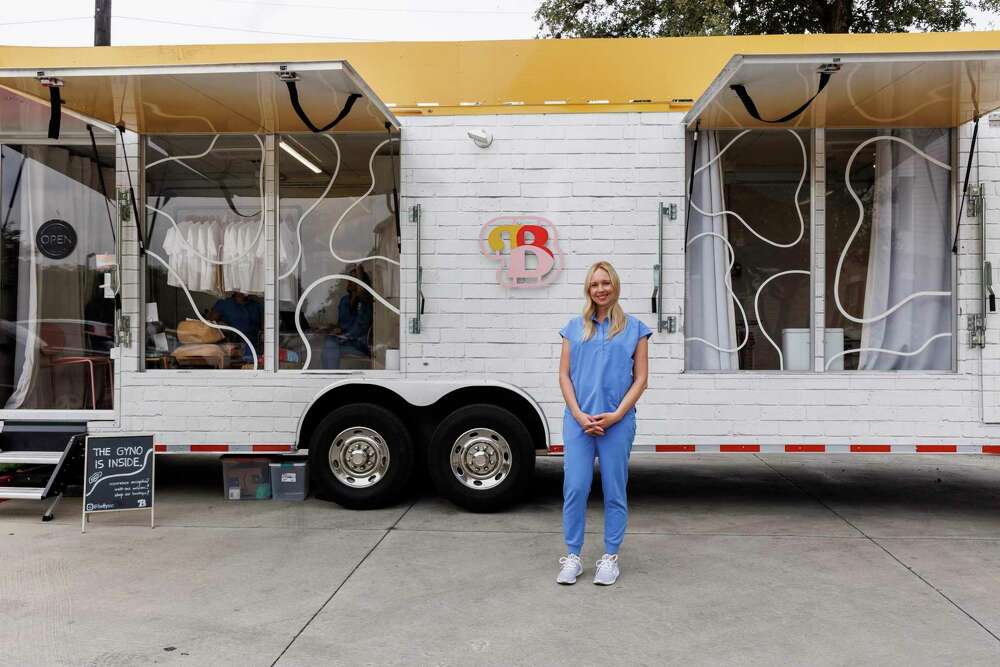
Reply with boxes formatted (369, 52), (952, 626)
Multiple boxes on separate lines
(824, 129), (952, 371)
(277, 133), (400, 370)
(0, 142), (116, 408)
(685, 129), (811, 371)
(144, 134), (264, 370)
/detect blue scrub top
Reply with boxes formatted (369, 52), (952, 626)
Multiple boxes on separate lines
(212, 296), (263, 360)
(560, 313), (651, 419)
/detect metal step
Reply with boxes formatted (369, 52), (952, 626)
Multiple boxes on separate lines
(0, 487), (45, 500)
(0, 421), (88, 452)
(0, 451), (63, 465)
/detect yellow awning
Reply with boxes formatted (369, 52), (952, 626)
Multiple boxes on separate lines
(0, 61), (398, 134)
(685, 51), (1000, 129)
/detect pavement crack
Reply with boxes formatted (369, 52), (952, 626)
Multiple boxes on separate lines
(270, 499), (418, 666)
(753, 455), (1000, 645)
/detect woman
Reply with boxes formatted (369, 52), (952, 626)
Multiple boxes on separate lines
(557, 260), (650, 586)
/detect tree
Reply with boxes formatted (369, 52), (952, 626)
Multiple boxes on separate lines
(534, 0), (1000, 37)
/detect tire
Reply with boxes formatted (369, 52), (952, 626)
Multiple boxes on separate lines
(428, 404), (535, 512)
(309, 403), (415, 509)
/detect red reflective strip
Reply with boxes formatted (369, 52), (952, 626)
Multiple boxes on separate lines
(916, 445), (957, 453)
(549, 444), (564, 453)
(785, 444), (825, 453)
(851, 444), (891, 453)
(252, 444), (293, 452)
(720, 444), (759, 452)
(190, 444), (229, 453)
(154, 444), (167, 453)
(656, 444), (696, 452)
(983, 446), (1000, 455)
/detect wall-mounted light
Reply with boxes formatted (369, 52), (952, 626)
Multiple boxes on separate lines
(279, 140), (321, 174)
(467, 129), (493, 149)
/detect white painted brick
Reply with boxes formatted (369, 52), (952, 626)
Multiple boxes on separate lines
(97, 115), (1000, 451)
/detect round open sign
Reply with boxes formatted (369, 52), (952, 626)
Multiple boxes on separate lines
(36, 219), (77, 259)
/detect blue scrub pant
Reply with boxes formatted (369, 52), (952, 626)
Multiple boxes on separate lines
(562, 414), (635, 556)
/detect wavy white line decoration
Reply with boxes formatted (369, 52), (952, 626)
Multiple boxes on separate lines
(144, 135), (266, 266)
(754, 270), (810, 371)
(327, 137), (401, 267)
(146, 249), (259, 370)
(685, 231), (749, 354)
(278, 134), (342, 280)
(845, 66), (950, 125)
(145, 135), (221, 170)
(834, 134), (952, 325)
(294, 274), (402, 370)
(824, 332), (953, 371)
(690, 128), (808, 249)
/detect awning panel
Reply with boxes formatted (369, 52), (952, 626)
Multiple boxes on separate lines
(686, 51), (1000, 129)
(0, 61), (398, 135)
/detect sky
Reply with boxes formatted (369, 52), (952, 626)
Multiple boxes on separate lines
(0, 0), (995, 47)
(0, 0), (542, 45)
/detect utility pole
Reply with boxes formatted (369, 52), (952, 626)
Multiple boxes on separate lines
(94, 0), (111, 46)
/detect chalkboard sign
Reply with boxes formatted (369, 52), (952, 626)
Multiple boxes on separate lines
(82, 434), (155, 531)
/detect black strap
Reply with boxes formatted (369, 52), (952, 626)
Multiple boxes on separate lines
(730, 71), (831, 124)
(386, 123), (401, 253)
(117, 125), (146, 255)
(684, 120), (700, 245)
(218, 180), (260, 218)
(87, 125), (116, 244)
(953, 116), (980, 254)
(47, 85), (62, 139)
(285, 80), (362, 133)
(1, 159), (24, 234)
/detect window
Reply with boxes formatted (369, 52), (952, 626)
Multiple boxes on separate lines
(0, 142), (116, 408)
(144, 134), (265, 370)
(824, 129), (952, 371)
(685, 127), (955, 372)
(276, 133), (400, 370)
(685, 129), (812, 371)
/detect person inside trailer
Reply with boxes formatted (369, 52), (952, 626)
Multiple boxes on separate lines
(208, 290), (263, 364)
(322, 265), (373, 368)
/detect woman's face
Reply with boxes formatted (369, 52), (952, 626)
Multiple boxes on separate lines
(589, 268), (615, 309)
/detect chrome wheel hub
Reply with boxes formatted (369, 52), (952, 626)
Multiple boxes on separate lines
(329, 426), (390, 488)
(450, 428), (512, 490)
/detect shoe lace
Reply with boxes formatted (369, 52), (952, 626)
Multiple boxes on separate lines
(559, 554), (581, 570)
(595, 554), (618, 573)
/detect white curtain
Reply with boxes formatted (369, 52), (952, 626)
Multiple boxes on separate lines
(859, 128), (951, 370)
(6, 157), (41, 409)
(685, 131), (738, 370)
(6, 148), (107, 408)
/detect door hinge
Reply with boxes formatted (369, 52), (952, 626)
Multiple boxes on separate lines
(968, 184), (985, 219)
(969, 313), (986, 348)
(118, 189), (132, 223)
(660, 202), (677, 221)
(117, 313), (132, 348)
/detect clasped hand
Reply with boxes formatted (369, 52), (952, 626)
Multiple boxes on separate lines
(574, 410), (621, 437)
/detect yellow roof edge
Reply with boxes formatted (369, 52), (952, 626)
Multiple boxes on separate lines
(1, 32), (999, 115)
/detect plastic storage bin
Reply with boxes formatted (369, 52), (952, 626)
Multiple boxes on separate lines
(269, 460), (309, 501)
(221, 456), (272, 500)
(780, 328), (811, 371)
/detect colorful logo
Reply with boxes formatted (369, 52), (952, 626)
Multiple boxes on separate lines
(479, 216), (563, 288)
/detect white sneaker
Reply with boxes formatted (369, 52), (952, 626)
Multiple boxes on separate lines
(556, 553), (583, 584)
(593, 554), (619, 585)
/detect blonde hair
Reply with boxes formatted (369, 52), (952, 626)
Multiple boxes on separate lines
(582, 260), (626, 341)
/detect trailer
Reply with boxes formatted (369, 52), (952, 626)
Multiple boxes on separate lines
(1, 33), (999, 514)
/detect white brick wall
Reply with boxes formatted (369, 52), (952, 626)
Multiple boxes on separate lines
(399, 112), (1000, 448)
(91, 111), (1000, 451)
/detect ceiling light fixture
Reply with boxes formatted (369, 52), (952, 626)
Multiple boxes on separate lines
(279, 140), (321, 174)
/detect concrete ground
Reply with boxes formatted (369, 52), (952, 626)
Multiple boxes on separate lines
(3, 454), (1000, 666)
